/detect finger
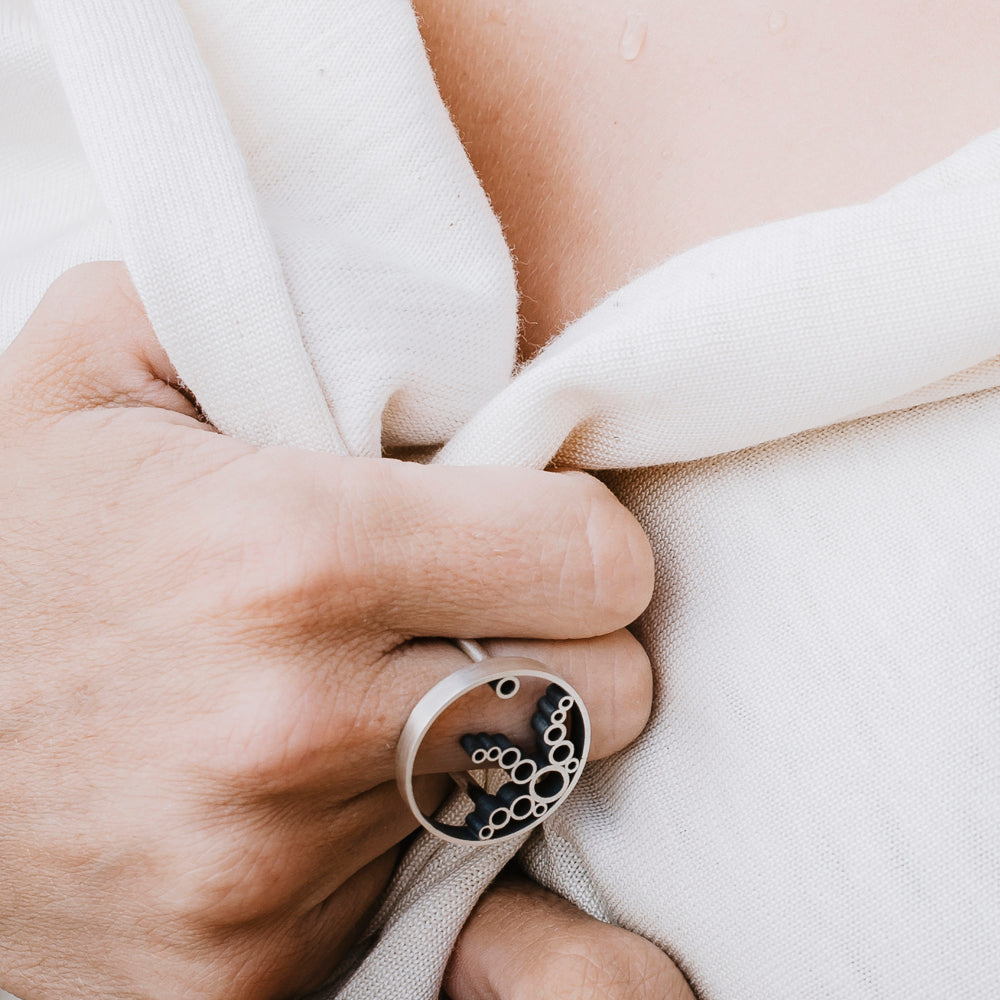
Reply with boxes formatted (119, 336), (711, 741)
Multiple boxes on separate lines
(477, 633), (652, 760)
(5, 265), (653, 643)
(257, 630), (651, 796)
(444, 875), (695, 1000)
(1, 261), (202, 421)
(393, 630), (653, 778)
(233, 452), (655, 640)
(11, 272), (653, 641)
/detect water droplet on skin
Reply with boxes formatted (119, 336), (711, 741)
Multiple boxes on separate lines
(487, 4), (512, 26)
(619, 12), (648, 62)
(768, 9), (788, 34)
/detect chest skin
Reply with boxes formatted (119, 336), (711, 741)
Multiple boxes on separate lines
(412, 0), (1000, 357)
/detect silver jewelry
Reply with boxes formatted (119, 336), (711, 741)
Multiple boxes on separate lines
(395, 640), (591, 845)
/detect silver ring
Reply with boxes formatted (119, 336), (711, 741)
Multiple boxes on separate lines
(395, 640), (591, 845)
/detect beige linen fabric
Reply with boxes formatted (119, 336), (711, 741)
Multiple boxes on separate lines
(3, 2), (1000, 998)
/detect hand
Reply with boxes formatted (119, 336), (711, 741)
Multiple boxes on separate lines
(0, 263), (655, 1000)
(445, 875), (695, 1000)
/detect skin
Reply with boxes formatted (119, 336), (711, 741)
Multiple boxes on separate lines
(0, 263), (656, 1000)
(446, 875), (694, 1000)
(413, 0), (1000, 355)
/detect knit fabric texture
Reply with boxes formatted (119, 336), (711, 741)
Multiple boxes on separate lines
(3, 2), (1000, 998)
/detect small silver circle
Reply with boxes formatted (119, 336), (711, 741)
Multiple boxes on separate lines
(542, 723), (567, 746)
(531, 765), (568, 803)
(509, 794), (534, 820)
(548, 740), (575, 765)
(486, 806), (510, 828)
(510, 756), (538, 784)
(494, 676), (520, 699)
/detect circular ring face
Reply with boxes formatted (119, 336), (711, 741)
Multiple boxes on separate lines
(395, 656), (591, 845)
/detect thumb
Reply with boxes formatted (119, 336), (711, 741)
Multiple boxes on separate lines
(445, 874), (695, 1000)
(1, 261), (201, 422)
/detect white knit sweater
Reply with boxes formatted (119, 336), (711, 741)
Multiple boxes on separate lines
(4, 3), (1000, 998)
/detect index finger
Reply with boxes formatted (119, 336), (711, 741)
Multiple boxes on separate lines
(230, 453), (655, 640)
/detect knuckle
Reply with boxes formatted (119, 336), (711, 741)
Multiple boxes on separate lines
(199, 645), (381, 797)
(4, 261), (146, 417)
(217, 451), (393, 624)
(34, 262), (138, 357)
(531, 928), (684, 1000)
(167, 832), (292, 932)
(166, 754), (333, 933)
(45, 260), (130, 310)
(205, 668), (330, 791)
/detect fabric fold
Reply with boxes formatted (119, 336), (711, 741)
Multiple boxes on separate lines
(32, 0), (348, 453)
(441, 129), (1000, 470)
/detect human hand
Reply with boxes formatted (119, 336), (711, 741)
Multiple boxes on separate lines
(445, 875), (694, 1000)
(0, 263), (655, 1000)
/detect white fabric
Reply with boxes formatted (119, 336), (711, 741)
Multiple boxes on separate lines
(3, 2), (1000, 998)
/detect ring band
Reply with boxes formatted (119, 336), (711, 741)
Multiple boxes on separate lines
(395, 640), (591, 845)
